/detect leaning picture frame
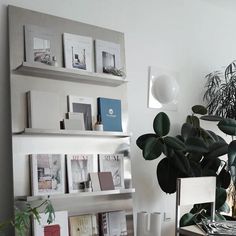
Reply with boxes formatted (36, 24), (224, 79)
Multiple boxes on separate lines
(24, 24), (58, 65)
(30, 154), (65, 196)
(66, 154), (98, 193)
(63, 33), (93, 72)
(95, 39), (121, 74)
(67, 95), (94, 130)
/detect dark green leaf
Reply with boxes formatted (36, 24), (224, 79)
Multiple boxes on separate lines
(164, 136), (186, 150)
(180, 213), (195, 227)
(185, 137), (208, 153)
(181, 123), (196, 141)
(189, 160), (202, 177)
(228, 140), (236, 167)
(172, 151), (191, 176)
(136, 133), (158, 150)
(217, 169), (231, 189)
(156, 157), (179, 193)
(45, 201), (55, 224)
(188, 153), (202, 162)
(206, 142), (228, 158)
(192, 105), (207, 115)
(162, 143), (174, 157)
(153, 112), (170, 137)
(215, 212), (226, 221)
(143, 137), (163, 160)
(200, 115), (223, 122)
(218, 118), (236, 135)
(186, 115), (200, 128)
(215, 187), (227, 210)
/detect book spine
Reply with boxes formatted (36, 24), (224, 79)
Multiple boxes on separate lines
(99, 213), (109, 236)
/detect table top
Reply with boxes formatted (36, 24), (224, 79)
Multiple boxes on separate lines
(179, 225), (207, 236)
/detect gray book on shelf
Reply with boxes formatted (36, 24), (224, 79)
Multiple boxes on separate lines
(27, 90), (60, 129)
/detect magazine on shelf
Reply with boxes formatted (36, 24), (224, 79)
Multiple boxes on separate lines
(98, 154), (124, 189)
(31, 154), (65, 196)
(69, 214), (98, 236)
(33, 211), (69, 236)
(66, 154), (97, 193)
(97, 97), (122, 132)
(197, 220), (236, 235)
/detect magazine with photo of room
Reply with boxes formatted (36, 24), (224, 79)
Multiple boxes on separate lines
(67, 154), (97, 193)
(63, 33), (93, 71)
(98, 154), (124, 189)
(68, 95), (94, 130)
(30, 154), (65, 196)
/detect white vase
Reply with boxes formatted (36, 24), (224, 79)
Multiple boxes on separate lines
(137, 212), (148, 236)
(150, 212), (161, 236)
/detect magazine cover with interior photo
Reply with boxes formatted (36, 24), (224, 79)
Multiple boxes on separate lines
(30, 154), (65, 196)
(98, 154), (124, 189)
(33, 211), (69, 236)
(69, 214), (99, 236)
(66, 154), (98, 193)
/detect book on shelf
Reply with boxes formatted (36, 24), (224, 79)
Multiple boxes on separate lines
(89, 172), (101, 192)
(33, 210), (69, 236)
(66, 154), (98, 193)
(100, 211), (128, 236)
(27, 90), (60, 129)
(69, 214), (98, 236)
(98, 172), (115, 191)
(98, 154), (124, 189)
(30, 154), (65, 196)
(97, 97), (122, 132)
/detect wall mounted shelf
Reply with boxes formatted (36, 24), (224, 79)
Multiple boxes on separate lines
(13, 128), (131, 138)
(17, 188), (135, 202)
(15, 62), (127, 87)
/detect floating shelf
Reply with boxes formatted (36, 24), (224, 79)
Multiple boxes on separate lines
(13, 128), (131, 138)
(16, 188), (135, 202)
(15, 62), (127, 87)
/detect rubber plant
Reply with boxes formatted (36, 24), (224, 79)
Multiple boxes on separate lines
(136, 105), (236, 226)
(0, 199), (55, 236)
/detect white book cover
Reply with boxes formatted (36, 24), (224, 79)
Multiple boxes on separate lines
(69, 214), (98, 236)
(33, 211), (69, 236)
(67, 154), (98, 193)
(31, 154), (65, 196)
(67, 95), (94, 131)
(27, 90), (60, 129)
(99, 154), (124, 189)
(63, 33), (93, 72)
(108, 211), (127, 236)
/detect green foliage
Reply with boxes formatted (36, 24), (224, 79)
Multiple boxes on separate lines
(136, 105), (236, 226)
(0, 199), (55, 235)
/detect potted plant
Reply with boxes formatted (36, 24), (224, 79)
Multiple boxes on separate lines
(136, 105), (236, 225)
(0, 199), (55, 236)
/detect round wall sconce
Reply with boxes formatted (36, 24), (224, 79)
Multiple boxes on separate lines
(148, 66), (179, 110)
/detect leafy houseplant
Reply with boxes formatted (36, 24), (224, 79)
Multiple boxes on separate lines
(0, 199), (55, 236)
(136, 105), (236, 225)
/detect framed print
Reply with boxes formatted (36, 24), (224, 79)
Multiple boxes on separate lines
(33, 211), (69, 236)
(66, 154), (97, 193)
(68, 95), (94, 130)
(98, 154), (124, 189)
(63, 33), (93, 71)
(24, 24), (57, 65)
(95, 39), (121, 74)
(31, 154), (65, 196)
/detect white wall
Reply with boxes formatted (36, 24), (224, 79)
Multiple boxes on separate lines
(1, 0), (236, 235)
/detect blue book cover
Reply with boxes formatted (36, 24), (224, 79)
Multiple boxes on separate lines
(97, 97), (122, 132)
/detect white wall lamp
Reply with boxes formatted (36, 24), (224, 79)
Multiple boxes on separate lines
(148, 66), (179, 110)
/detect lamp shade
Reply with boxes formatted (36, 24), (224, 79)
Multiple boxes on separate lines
(151, 74), (179, 104)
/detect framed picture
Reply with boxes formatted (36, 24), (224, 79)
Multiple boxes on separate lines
(98, 154), (124, 189)
(69, 214), (98, 236)
(95, 39), (121, 74)
(33, 211), (69, 236)
(24, 24), (57, 65)
(31, 154), (65, 196)
(68, 95), (94, 130)
(66, 154), (97, 193)
(63, 33), (93, 71)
